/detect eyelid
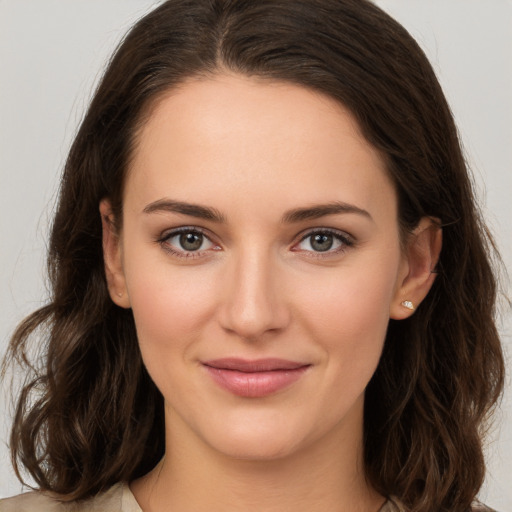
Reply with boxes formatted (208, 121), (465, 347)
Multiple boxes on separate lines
(157, 226), (221, 258)
(291, 227), (355, 255)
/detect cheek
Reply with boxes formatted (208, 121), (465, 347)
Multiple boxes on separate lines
(123, 263), (222, 403)
(293, 254), (400, 373)
(299, 264), (396, 336)
(123, 251), (220, 353)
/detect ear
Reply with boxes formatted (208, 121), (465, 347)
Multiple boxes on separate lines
(390, 217), (442, 320)
(99, 199), (131, 308)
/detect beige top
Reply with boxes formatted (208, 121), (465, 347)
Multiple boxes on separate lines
(0, 483), (140, 512)
(0, 483), (406, 512)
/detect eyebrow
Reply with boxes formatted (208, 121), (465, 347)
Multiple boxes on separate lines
(143, 199), (226, 222)
(143, 198), (372, 224)
(281, 201), (373, 223)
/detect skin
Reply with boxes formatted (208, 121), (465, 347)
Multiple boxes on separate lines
(101, 74), (441, 512)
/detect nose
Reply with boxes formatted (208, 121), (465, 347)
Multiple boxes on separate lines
(218, 250), (290, 341)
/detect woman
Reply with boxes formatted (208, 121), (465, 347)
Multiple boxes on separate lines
(0, 0), (505, 511)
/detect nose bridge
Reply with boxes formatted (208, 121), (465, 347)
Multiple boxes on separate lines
(220, 245), (288, 340)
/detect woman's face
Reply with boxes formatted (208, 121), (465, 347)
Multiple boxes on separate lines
(103, 74), (417, 461)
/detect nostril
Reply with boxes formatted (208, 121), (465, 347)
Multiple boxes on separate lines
(219, 293), (290, 340)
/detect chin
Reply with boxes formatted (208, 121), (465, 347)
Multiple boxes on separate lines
(197, 414), (307, 462)
(215, 436), (301, 462)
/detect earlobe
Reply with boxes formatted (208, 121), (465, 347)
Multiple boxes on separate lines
(390, 217), (442, 320)
(99, 199), (131, 308)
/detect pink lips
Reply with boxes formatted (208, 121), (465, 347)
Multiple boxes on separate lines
(202, 358), (310, 398)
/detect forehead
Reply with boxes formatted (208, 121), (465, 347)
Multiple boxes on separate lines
(126, 74), (396, 219)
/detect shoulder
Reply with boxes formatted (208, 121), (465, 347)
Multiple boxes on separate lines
(471, 504), (499, 512)
(0, 482), (138, 512)
(385, 497), (500, 512)
(0, 490), (62, 512)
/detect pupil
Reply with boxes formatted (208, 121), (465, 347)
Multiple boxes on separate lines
(180, 232), (203, 251)
(311, 234), (333, 252)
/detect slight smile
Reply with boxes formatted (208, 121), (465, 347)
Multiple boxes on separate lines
(202, 358), (312, 398)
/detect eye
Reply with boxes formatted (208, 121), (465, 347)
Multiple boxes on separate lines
(174, 232), (208, 251)
(158, 227), (219, 257)
(293, 229), (354, 254)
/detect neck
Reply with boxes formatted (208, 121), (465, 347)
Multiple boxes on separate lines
(131, 399), (384, 512)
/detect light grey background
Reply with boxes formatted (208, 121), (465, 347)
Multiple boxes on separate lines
(1, 0), (511, 508)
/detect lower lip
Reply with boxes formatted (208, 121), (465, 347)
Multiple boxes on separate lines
(203, 366), (309, 398)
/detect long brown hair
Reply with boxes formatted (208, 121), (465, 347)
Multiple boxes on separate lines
(4, 1), (504, 510)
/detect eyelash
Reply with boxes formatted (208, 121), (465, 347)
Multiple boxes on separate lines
(156, 227), (355, 259)
(292, 228), (355, 258)
(157, 227), (219, 259)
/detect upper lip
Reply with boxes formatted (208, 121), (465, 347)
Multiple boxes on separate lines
(203, 358), (309, 372)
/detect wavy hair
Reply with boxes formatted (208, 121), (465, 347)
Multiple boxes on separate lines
(4, 1), (504, 510)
